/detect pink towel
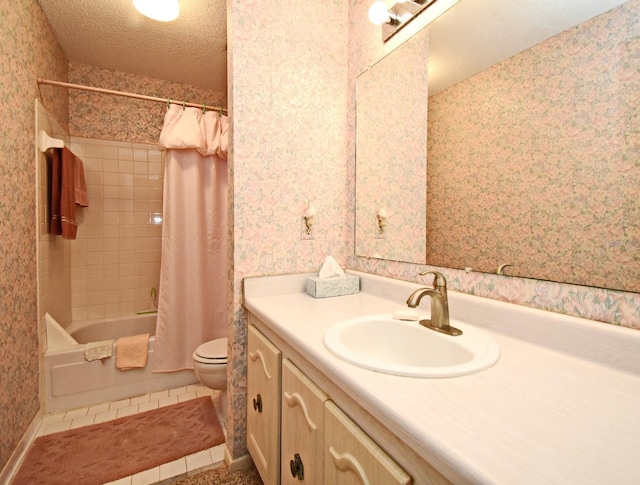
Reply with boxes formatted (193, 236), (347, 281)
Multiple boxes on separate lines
(116, 334), (150, 370)
(49, 147), (78, 239)
(74, 157), (89, 207)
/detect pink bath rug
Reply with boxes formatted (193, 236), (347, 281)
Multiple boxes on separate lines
(13, 396), (224, 485)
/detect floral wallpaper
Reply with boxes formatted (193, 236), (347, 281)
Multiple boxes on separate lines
(0, 0), (68, 470)
(228, 0), (349, 459)
(347, 0), (640, 330)
(68, 62), (226, 145)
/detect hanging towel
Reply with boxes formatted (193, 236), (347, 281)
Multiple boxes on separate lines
(84, 340), (114, 362)
(49, 147), (78, 239)
(115, 333), (150, 370)
(74, 156), (89, 207)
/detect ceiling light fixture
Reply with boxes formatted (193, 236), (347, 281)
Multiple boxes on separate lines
(133, 0), (180, 22)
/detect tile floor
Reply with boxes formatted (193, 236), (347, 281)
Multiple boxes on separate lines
(35, 384), (226, 485)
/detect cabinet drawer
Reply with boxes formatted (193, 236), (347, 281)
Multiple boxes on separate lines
(281, 359), (329, 484)
(247, 324), (282, 485)
(325, 401), (412, 485)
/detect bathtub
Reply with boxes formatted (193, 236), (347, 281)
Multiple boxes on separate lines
(44, 313), (197, 414)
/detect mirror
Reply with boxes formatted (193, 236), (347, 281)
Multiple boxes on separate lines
(355, 0), (638, 293)
(355, 29), (429, 263)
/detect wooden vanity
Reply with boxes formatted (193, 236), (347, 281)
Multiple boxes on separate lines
(244, 271), (640, 484)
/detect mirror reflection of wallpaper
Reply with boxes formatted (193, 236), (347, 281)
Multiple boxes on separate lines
(355, 29), (428, 263)
(427, 2), (639, 292)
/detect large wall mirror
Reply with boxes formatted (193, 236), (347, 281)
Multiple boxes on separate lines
(355, 29), (429, 263)
(355, 0), (638, 293)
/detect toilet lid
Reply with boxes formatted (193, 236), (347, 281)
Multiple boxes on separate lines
(195, 338), (228, 361)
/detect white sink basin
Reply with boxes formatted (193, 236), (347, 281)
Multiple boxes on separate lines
(323, 314), (500, 378)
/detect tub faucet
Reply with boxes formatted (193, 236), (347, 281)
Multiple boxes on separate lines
(406, 271), (462, 336)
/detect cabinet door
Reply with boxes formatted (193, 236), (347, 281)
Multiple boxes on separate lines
(325, 401), (412, 485)
(281, 359), (329, 484)
(247, 324), (282, 485)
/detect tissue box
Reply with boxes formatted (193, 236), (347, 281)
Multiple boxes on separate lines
(306, 274), (360, 298)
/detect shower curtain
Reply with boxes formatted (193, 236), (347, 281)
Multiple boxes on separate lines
(152, 105), (229, 372)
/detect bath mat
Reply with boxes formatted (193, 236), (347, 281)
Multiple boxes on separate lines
(174, 463), (263, 485)
(12, 397), (224, 485)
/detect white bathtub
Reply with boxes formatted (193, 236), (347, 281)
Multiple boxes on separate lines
(44, 313), (197, 414)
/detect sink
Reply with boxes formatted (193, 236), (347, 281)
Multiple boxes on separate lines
(323, 314), (500, 378)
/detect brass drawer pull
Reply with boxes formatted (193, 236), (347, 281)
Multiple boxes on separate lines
(290, 453), (304, 480)
(252, 393), (262, 413)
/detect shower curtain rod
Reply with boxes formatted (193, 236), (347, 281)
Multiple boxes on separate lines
(36, 78), (228, 114)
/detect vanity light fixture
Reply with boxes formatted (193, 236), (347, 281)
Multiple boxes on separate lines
(368, 1), (398, 26)
(133, 0), (180, 22)
(369, 0), (461, 42)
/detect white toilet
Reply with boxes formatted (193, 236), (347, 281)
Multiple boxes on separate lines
(192, 338), (228, 424)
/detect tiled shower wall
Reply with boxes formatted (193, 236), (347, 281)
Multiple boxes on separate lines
(68, 137), (164, 323)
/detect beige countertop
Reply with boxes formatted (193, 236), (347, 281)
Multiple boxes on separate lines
(244, 270), (640, 484)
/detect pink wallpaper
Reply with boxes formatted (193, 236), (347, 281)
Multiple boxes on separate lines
(0, 0), (68, 470)
(228, 0), (349, 459)
(68, 62), (226, 144)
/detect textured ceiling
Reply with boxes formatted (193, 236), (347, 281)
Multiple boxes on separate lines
(37, 0), (625, 97)
(37, 0), (227, 92)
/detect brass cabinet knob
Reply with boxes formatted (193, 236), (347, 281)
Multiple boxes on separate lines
(252, 394), (262, 413)
(290, 453), (304, 480)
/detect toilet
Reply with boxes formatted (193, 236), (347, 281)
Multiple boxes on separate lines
(192, 338), (228, 424)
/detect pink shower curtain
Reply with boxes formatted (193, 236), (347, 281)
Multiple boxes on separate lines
(152, 105), (229, 372)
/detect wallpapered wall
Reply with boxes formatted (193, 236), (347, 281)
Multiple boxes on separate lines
(347, 0), (640, 330)
(69, 62), (226, 145)
(228, 0), (349, 459)
(0, 0), (68, 470)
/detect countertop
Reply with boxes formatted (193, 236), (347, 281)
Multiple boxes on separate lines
(243, 271), (640, 484)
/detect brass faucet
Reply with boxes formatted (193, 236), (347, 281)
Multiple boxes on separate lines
(406, 271), (462, 336)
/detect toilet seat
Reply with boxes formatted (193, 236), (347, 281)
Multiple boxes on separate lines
(193, 338), (228, 364)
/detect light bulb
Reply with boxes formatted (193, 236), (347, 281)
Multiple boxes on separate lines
(368, 1), (391, 25)
(133, 0), (180, 22)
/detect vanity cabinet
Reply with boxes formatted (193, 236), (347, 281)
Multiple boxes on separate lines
(325, 401), (412, 485)
(247, 324), (281, 485)
(247, 319), (419, 484)
(281, 358), (329, 484)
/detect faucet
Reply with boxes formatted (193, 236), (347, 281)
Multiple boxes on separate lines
(406, 271), (462, 336)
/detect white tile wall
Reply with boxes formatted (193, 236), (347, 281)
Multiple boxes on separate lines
(70, 137), (164, 321)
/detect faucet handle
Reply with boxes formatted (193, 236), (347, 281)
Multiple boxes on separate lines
(419, 270), (447, 288)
